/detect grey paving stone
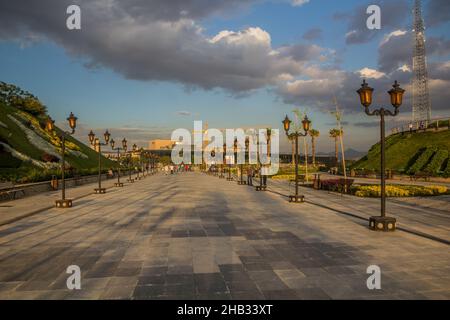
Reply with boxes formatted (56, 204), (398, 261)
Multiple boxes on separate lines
(0, 173), (448, 300)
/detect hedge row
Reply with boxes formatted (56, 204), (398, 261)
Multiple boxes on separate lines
(424, 149), (449, 174)
(408, 147), (437, 174)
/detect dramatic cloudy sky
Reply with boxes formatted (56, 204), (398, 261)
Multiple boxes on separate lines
(0, 0), (449, 152)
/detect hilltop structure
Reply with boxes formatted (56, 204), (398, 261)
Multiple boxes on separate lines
(412, 0), (431, 123)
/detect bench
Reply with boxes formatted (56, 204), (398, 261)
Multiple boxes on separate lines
(0, 188), (26, 200)
(255, 185), (267, 191)
(289, 175), (306, 185)
(410, 173), (430, 182)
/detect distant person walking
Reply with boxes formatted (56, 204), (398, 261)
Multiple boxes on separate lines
(247, 166), (254, 186)
(260, 166), (267, 187)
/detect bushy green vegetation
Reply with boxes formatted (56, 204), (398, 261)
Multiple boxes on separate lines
(0, 82), (47, 116)
(352, 130), (450, 176)
(408, 147), (437, 174)
(0, 82), (115, 183)
(444, 159), (450, 178)
(424, 149), (448, 175)
(351, 184), (448, 197)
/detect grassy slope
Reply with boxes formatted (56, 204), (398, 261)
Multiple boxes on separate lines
(351, 130), (450, 172)
(0, 101), (114, 177)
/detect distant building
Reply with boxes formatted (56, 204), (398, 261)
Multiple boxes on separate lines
(148, 139), (175, 150)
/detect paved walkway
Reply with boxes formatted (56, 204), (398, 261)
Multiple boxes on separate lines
(0, 173), (448, 300)
(265, 178), (450, 243)
(0, 177), (121, 226)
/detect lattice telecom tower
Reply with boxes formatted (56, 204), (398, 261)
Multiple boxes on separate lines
(412, 0), (431, 122)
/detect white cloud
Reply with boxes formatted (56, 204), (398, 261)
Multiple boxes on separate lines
(380, 30), (407, 46)
(398, 64), (411, 72)
(291, 0), (310, 7)
(358, 67), (386, 79)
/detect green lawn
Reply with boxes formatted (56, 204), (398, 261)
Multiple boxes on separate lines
(0, 101), (115, 182)
(352, 130), (450, 173)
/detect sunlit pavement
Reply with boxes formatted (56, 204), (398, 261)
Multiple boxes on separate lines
(0, 172), (449, 299)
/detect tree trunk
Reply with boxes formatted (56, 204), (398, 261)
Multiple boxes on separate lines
(312, 137), (316, 167)
(334, 137), (339, 167)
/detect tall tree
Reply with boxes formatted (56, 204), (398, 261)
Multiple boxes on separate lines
(329, 128), (342, 167)
(309, 129), (320, 167)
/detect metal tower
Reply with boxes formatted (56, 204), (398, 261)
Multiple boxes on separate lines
(412, 0), (431, 122)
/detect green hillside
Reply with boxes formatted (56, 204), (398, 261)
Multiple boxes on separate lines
(351, 129), (450, 177)
(0, 84), (114, 183)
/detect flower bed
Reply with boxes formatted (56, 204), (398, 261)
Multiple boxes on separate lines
(351, 184), (448, 197)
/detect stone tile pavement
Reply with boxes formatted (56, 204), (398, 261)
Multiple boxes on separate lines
(0, 172), (448, 300)
(265, 178), (450, 243)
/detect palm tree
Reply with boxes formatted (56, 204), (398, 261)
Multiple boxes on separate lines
(329, 128), (343, 167)
(309, 129), (320, 167)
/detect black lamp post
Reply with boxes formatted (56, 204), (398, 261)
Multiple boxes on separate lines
(227, 138), (237, 181)
(132, 144), (142, 180)
(88, 129), (111, 194)
(238, 138), (248, 185)
(110, 138), (127, 187)
(127, 149), (134, 183)
(220, 143), (225, 179)
(357, 80), (405, 232)
(47, 112), (77, 208)
(282, 114), (311, 202)
(256, 129), (271, 191)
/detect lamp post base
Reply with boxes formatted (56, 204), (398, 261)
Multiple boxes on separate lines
(94, 188), (106, 194)
(369, 216), (396, 232)
(289, 195), (305, 203)
(114, 182), (124, 187)
(238, 180), (247, 185)
(255, 186), (267, 191)
(55, 199), (73, 208)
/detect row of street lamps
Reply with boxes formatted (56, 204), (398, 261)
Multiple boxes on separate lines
(211, 79), (405, 232)
(45, 114), (157, 209)
(46, 79), (404, 233)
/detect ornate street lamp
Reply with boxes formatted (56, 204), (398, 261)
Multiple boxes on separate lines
(237, 138), (247, 185)
(357, 80), (405, 232)
(88, 129), (111, 194)
(139, 147), (146, 178)
(46, 112), (77, 208)
(110, 137), (127, 187)
(132, 144), (143, 180)
(227, 138), (237, 181)
(219, 143), (225, 179)
(282, 114), (310, 202)
(256, 128), (272, 191)
(126, 147), (134, 183)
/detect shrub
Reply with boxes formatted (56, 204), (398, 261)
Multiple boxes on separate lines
(424, 149), (449, 175)
(0, 151), (22, 168)
(408, 147), (437, 174)
(271, 174), (314, 181)
(443, 158), (450, 178)
(352, 184), (448, 197)
(41, 153), (59, 163)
